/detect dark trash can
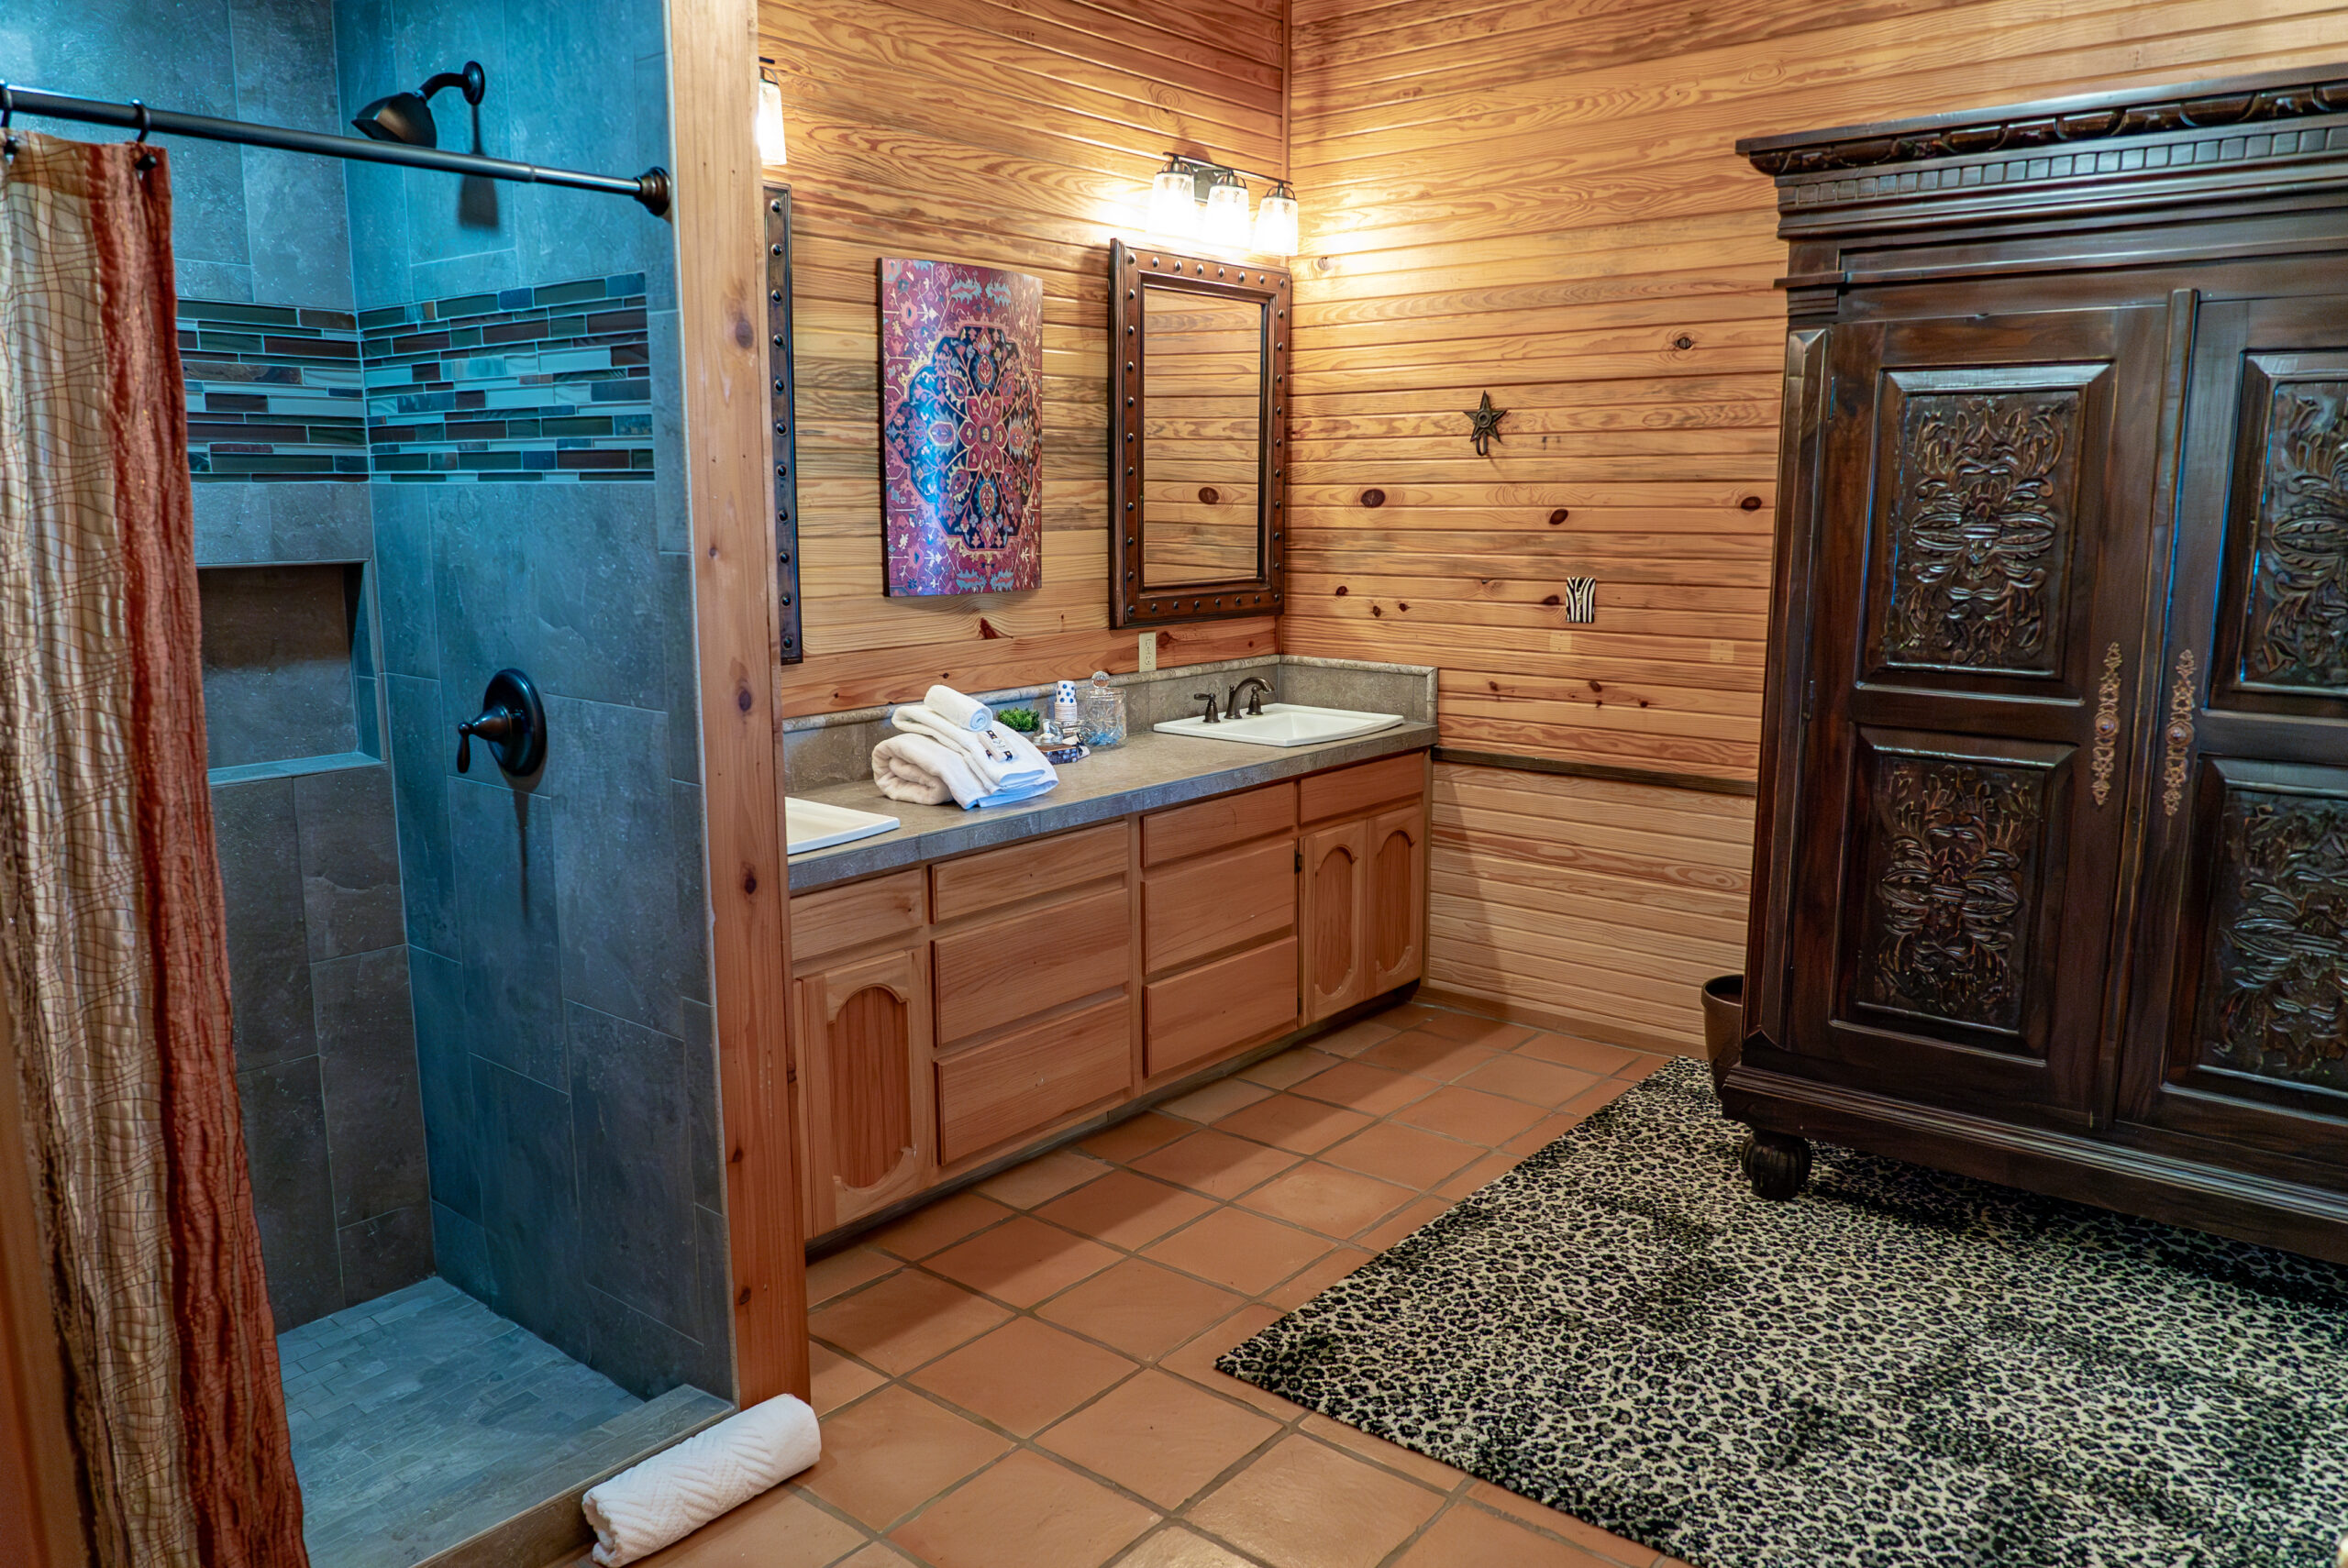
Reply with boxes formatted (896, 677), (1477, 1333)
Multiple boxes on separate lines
(1700, 974), (1743, 1066)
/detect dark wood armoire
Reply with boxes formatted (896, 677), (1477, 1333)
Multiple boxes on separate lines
(1729, 66), (2348, 1264)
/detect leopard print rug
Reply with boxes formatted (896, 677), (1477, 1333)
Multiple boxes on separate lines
(1217, 1058), (2348, 1568)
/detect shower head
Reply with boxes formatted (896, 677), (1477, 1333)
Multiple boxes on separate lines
(352, 61), (485, 149)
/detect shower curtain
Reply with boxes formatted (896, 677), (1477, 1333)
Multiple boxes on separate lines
(0, 132), (308, 1568)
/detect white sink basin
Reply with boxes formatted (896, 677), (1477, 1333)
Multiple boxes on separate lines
(1153, 702), (1405, 748)
(785, 797), (899, 855)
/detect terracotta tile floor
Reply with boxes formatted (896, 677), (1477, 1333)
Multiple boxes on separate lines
(634, 997), (1696, 1568)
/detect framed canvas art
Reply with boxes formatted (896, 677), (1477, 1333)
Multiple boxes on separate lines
(880, 258), (1045, 595)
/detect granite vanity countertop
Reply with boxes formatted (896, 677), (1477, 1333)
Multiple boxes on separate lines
(786, 720), (1437, 892)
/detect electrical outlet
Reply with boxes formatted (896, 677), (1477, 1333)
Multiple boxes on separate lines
(1138, 631), (1157, 672)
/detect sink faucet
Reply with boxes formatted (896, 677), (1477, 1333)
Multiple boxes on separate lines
(1190, 692), (1221, 723)
(1226, 676), (1274, 718)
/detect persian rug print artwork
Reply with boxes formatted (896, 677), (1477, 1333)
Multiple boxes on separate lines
(880, 259), (1044, 596)
(1221, 1059), (2348, 1568)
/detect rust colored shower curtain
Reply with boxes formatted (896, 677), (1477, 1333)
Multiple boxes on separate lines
(0, 132), (309, 1568)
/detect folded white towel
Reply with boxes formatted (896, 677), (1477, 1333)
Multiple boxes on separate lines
(580, 1394), (820, 1566)
(871, 732), (980, 807)
(890, 703), (1056, 795)
(923, 683), (994, 733)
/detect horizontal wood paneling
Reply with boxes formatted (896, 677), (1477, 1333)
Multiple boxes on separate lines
(759, 0), (1287, 712)
(1288, 0), (2348, 1039)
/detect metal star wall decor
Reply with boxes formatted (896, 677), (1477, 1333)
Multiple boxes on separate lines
(1462, 391), (1508, 456)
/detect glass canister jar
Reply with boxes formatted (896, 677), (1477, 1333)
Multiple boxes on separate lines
(1081, 670), (1127, 748)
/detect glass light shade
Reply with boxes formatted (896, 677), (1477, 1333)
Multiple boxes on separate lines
(756, 74), (789, 166)
(1202, 179), (1252, 248)
(1147, 169), (1199, 239)
(1253, 189), (1299, 256)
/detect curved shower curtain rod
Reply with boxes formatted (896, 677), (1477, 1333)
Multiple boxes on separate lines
(0, 83), (671, 216)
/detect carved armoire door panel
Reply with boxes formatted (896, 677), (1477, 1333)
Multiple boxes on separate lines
(2117, 297), (2348, 1186)
(1779, 304), (2171, 1126)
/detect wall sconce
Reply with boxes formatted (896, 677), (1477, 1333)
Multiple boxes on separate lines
(1143, 153), (1301, 256)
(756, 58), (789, 167)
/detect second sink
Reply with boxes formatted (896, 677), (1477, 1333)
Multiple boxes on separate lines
(1153, 702), (1405, 748)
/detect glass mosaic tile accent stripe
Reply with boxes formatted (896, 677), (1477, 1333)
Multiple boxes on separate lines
(360, 273), (655, 483)
(180, 301), (368, 482)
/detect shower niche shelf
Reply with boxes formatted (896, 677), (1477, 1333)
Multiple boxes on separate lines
(197, 560), (386, 783)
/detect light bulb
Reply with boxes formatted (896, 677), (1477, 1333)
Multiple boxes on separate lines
(1253, 187), (1298, 256)
(756, 72), (789, 167)
(1147, 168), (1199, 239)
(1202, 178), (1251, 249)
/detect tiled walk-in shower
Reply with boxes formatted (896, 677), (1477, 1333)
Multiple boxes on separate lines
(280, 1280), (727, 1568)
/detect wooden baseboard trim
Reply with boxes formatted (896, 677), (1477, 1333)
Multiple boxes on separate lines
(1415, 985), (1692, 1059)
(1433, 747), (1758, 798)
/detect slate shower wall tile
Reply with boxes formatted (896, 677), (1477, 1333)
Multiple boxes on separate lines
(430, 485), (664, 720)
(449, 776), (568, 1089)
(316, 946), (429, 1227)
(271, 483), (374, 563)
(227, 0), (356, 307)
(568, 1004), (695, 1334)
(214, 778), (317, 1068)
(408, 948), (477, 1219)
(693, 1203), (733, 1399)
(472, 1057), (588, 1363)
(337, 1201), (434, 1306)
(681, 999), (720, 1214)
(670, 781), (710, 1009)
(239, 1056), (342, 1331)
(659, 550), (699, 785)
(543, 698), (683, 1036)
(585, 1286), (715, 1404)
(295, 765), (406, 959)
(430, 1199), (493, 1303)
(194, 485), (272, 566)
(371, 485), (439, 679)
(386, 674), (459, 955)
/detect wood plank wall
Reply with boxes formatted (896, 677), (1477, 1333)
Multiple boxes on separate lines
(756, 0), (1289, 714)
(1286, 0), (2348, 1049)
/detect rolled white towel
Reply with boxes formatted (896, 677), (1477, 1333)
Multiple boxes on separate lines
(580, 1394), (820, 1566)
(922, 683), (994, 733)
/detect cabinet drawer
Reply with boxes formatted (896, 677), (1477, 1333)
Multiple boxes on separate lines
(1143, 780), (1296, 867)
(1300, 752), (1425, 824)
(933, 884), (1130, 1045)
(932, 822), (1126, 924)
(1145, 836), (1295, 976)
(936, 996), (1130, 1165)
(1145, 935), (1299, 1077)
(792, 868), (926, 964)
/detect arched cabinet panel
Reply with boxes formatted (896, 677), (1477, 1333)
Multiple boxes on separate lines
(1367, 803), (1425, 997)
(792, 945), (934, 1234)
(1302, 821), (1369, 1022)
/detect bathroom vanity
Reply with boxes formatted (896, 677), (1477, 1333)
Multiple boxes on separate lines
(781, 693), (1433, 1244)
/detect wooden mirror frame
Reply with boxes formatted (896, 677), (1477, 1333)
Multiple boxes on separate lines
(1108, 239), (1290, 627)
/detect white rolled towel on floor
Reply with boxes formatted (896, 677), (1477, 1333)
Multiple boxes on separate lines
(581, 1395), (820, 1566)
(922, 682), (994, 732)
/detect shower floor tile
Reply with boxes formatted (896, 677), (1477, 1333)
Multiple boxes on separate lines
(282, 1276), (728, 1568)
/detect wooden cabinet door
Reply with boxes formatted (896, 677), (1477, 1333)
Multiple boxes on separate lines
(1365, 803), (1425, 997)
(1774, 304), (2172, 1127)
(2114, 295), (2348, 1189)
(793, 945), (934, 1234)
(1301, 819), (1369, 1022)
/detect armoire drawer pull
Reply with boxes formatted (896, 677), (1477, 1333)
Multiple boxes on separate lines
(2162, 649), (2197, 818)
(2090, 643), (2123, 808)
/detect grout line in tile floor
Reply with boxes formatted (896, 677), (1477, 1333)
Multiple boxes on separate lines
(624, 996), (1700, 1568)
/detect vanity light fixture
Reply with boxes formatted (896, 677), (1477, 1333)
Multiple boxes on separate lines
(1144, 152), (1300, 256)
(756, 58), (789, 166)
(1147, 155), (1202, 240)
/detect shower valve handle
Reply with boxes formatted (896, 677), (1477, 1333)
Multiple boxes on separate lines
(454, 668), (548, 776)
(455, 709), (515, 773)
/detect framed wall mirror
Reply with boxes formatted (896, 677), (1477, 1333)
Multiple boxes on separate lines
(1109, 240), (1290, 627)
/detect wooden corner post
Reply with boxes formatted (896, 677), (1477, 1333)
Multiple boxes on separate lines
(664, 0), (810, 1403)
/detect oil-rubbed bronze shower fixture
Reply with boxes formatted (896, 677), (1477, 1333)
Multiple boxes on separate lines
(352, 61), (486, 149)
(455, 668), (547, 776)
(1462, 391), (1508, 457)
